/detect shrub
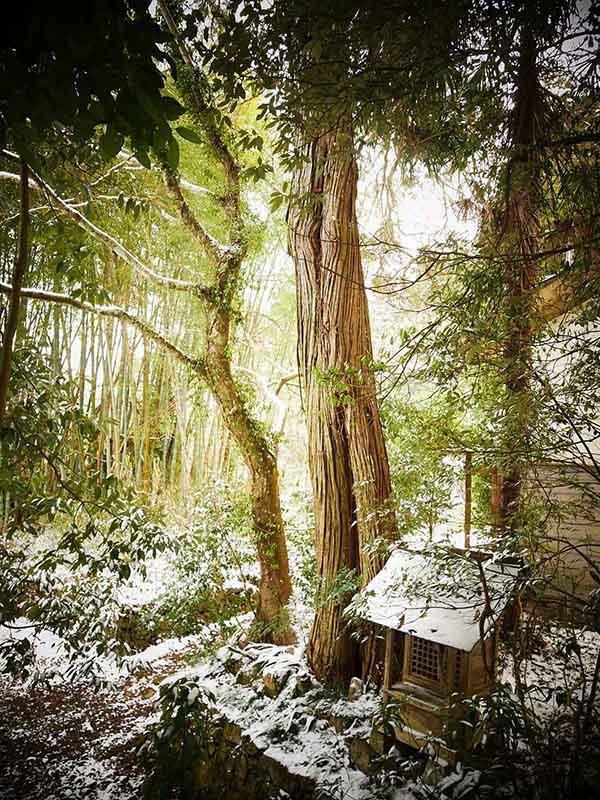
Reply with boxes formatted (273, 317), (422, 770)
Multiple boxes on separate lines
(138, 676), (218, 800)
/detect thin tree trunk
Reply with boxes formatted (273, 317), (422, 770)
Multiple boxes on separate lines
(156, 3), (296, 643)
(141, 342), (152, 493)
(79, 311), (87, 413)
(464, 451), (472, 549)
(498, 26), (543, 529)
(119, 322), (130, 480)
(0, 159), (29, 424)
(205, 304), (294, 644)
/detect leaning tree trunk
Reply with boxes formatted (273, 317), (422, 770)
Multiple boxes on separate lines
(171, 168), (296, 644)
(155, 0), (296, 645)
(205, 304), (294, 644)
(288, 125), (396, 684)
(498, 26), (543, 529)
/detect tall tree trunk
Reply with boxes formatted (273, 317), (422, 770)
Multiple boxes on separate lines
(141, 342), (152, 493)
(0, 159), (29, 425)
(288, 124), (396, 684)
(498, 26), (543, 529)
(205, 302), (294, 644)
(157, 0), (296, 644)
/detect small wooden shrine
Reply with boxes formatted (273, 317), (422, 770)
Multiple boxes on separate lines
(360, 548), (518, 765)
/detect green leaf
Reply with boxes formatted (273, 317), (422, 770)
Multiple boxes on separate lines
(135, 148), (152, 169)
(269, 192), (284, 212)
(99, 127), (124, 161)
(307, 39), (322, 61)
(163, 52), (178, 82)
(176, 126), (203, 145)
(161, 95), (185, 120)
(166, 135), (180, 170)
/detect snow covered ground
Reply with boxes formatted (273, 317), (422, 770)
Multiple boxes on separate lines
(2, 610), (599, 800)
(2, 530), (599, 800)
(0, 610), (426, 800)
(499, 623), (600, 722)
(0, 614), (252, 800)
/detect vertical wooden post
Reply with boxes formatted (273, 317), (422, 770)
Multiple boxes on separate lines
(383, 628), (393, 701)
(464, 451), (472, 549)
(490, 467), (502, 529)
(439, 643), (449, 696)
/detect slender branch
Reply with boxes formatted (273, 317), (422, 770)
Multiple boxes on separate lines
(156, 0), (240, 193)
(1, 149), (201, 294)
(0, 170), (37, 190)
(180, 178), (217, 198)
(2, 192), (143, 226)
(163, 166), (233, 263)
(584, 648), (600, 737)
(33, 171), (199, 292)
(539, 133), (600, 149)
(477, 560), (494, 680)
(0, 282), (203, 375)
(273, 373), (299, 395)
(0, 160), (30, 424)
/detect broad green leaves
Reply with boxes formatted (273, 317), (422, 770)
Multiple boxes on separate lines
(1, 1), (183, 169)
(176, 126), (204, 144)
(99, 127), (125, 161)
(162, 96), (186, 121)
(166, 135), (180, 171)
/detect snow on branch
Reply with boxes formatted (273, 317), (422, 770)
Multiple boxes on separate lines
(0, 150), (207, 297)
(0, 281), (203, 374)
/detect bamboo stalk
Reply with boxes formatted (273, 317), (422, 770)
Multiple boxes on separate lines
(464, 451), (472, 549)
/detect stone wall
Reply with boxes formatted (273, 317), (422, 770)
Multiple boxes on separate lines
(190, 713), (316, 800)
(145, 642), (426, 799)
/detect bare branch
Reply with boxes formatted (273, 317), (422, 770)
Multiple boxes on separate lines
(273, 373), (299, 395)
(0, 170), (38, 190)
(0, 281), (203, 374)
(1, 149), (200, 294)
(34, 171), (199, 292)
(180, 178), (217, 198)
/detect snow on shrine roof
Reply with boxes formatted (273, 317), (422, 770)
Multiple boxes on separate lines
(357, 548), (519, 652)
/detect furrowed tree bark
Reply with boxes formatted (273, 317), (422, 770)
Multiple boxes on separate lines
(0, 160), (29, 425)
(497, 26), (543, 529)
(288, 125), (396, 684)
